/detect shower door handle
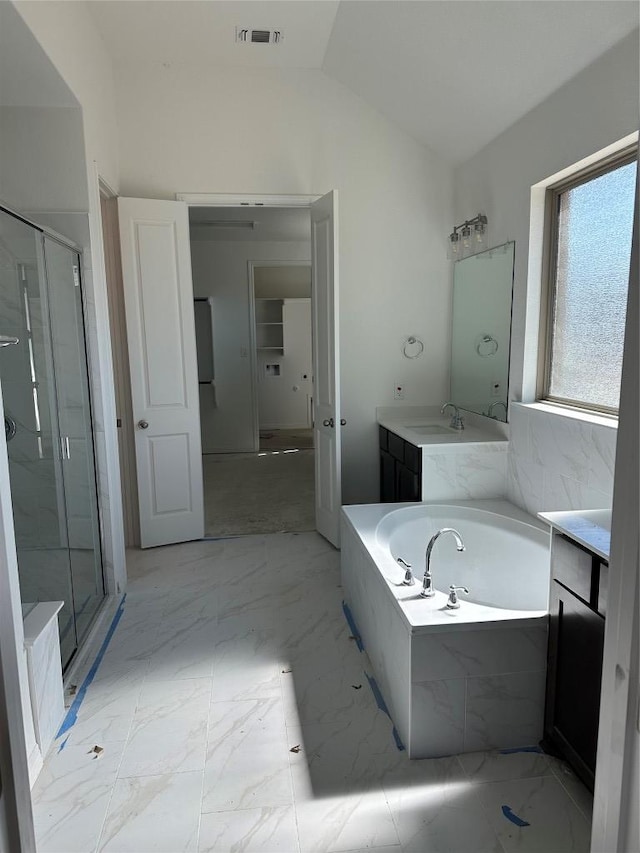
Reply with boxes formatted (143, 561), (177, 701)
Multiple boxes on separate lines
(137, 420), (149, 430)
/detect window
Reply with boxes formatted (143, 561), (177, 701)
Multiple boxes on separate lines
(540, 150), (637, 414)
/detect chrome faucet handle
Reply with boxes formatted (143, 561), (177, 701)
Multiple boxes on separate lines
(446, 585), (469, 609)
(420, 573), (435, 598)
(440, 402), (464, 430)
(397, 557), (415, 586)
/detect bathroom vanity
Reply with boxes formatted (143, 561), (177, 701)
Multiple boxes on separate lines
(538, 509), (610, 792)
(377, 407), (508, 503)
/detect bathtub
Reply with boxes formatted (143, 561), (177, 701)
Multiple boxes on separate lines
(340, 499), (551, 758)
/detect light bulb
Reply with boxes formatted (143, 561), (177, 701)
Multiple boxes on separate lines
(461, 225), (472, 254)
(474, 221), (487, 251)
(447, 231), (461, 261)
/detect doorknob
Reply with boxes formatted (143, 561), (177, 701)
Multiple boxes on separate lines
(137, 420), (149, 430)
(340, 418), (347, 426)
(322, 418), (334, 428)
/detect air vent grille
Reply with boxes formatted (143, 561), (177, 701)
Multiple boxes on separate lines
(236, 27), (283, 45)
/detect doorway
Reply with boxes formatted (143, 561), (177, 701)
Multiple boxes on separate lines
(188, 207), (315, 536)
(116, 190), (341, 548)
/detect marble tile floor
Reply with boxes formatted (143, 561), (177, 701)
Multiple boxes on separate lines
(32, 532), (593, 853)
(202, 450), (315, 537)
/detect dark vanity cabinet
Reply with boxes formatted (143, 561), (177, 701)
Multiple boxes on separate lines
(379, 426), (422, 502)
(544, 534), (608, 791)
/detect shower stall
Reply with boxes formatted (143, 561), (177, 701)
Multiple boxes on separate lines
(0, 206), (105, 670)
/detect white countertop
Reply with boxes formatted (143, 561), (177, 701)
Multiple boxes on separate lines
(377, 407), (508, 449)
(537, 509), (611, 561)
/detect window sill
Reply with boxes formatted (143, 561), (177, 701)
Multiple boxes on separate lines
(512, 401), (618, 430)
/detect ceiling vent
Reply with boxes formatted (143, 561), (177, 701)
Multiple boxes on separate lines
(236, 27), (283, 45)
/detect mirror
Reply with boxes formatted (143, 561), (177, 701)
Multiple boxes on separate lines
(450, 241), (514, 422)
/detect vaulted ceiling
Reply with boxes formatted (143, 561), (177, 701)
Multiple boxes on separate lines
(88, 0), (639, 163)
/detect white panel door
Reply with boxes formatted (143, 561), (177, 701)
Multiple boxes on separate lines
(118, 198), (204, 548)
(311, 191), (341, 547)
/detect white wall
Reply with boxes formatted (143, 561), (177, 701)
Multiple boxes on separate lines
(258, 299), (313, 430)
(454, 31), (639, 515)
(190, 240), (311, 453)
(116, 65), (453, 501)
(13, 0), (120, 193)
(0, 106), (88, 214)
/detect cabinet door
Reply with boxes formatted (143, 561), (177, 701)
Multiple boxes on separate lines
(380, 449), (395, 502)
(546, 581), (605, 788)
(396, 462), (420, 502)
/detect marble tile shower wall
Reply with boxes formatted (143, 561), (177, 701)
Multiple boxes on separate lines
(507, 403), (616, 515)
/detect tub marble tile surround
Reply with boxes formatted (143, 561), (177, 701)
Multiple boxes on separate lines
(341, 506), (548, 760)
(507, 403), (616, 515)
(30, 532), (592, 852)
(392, 401), (615, 514)
(421, 443), (508, 502)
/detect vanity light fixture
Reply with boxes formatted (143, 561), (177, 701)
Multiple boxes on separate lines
(447, 213), (488, 260)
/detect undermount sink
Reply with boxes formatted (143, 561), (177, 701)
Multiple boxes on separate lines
(405, 424), (455, 435)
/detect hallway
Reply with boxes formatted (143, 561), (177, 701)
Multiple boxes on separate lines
(32, 533), (592, 852)
(203, 448), (315, 537)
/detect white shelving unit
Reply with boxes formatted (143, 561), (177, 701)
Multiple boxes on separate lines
(255, 298), (284, 352)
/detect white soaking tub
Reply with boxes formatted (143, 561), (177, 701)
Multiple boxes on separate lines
(340, 499), (551, 758)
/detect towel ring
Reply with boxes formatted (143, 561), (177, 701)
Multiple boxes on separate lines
(475, 334), (498, 357)
(403, 336), (424, 359)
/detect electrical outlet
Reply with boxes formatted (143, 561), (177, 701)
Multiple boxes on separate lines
(394, 383), (405, 400)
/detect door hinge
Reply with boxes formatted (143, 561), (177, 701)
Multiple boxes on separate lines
(72, 265), (80, 288)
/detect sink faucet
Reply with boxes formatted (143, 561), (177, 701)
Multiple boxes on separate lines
(487, 400), (507, 419)
(441, 402), (464, 430)
(421, 527), (466, 598)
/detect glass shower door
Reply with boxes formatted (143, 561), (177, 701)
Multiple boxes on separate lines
(0, 207), (105, 669)
(0, 210), (76, 664)
(43, 236), (105, 650)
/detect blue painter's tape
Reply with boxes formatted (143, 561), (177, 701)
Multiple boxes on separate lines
(341, 601), (364, 652)
(57, 735), (70, 753)
(501, 806), (530, 827)
(364, 672), (405, 751)
(56, 595), (126, 740)
(500, 746), (543, 755)
(391, 726), (406, 752)
(365, 672), (391, 716)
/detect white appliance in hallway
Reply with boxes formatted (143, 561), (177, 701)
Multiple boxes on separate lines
(118, 198), (204, 548)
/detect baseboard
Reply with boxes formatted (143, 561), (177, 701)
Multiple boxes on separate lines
(27, 741), (43, 789)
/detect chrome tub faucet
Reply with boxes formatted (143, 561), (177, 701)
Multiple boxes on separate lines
(421, 527), (466, 598)
(397, 556), (415, 586)
(446, 585), (469, 609)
